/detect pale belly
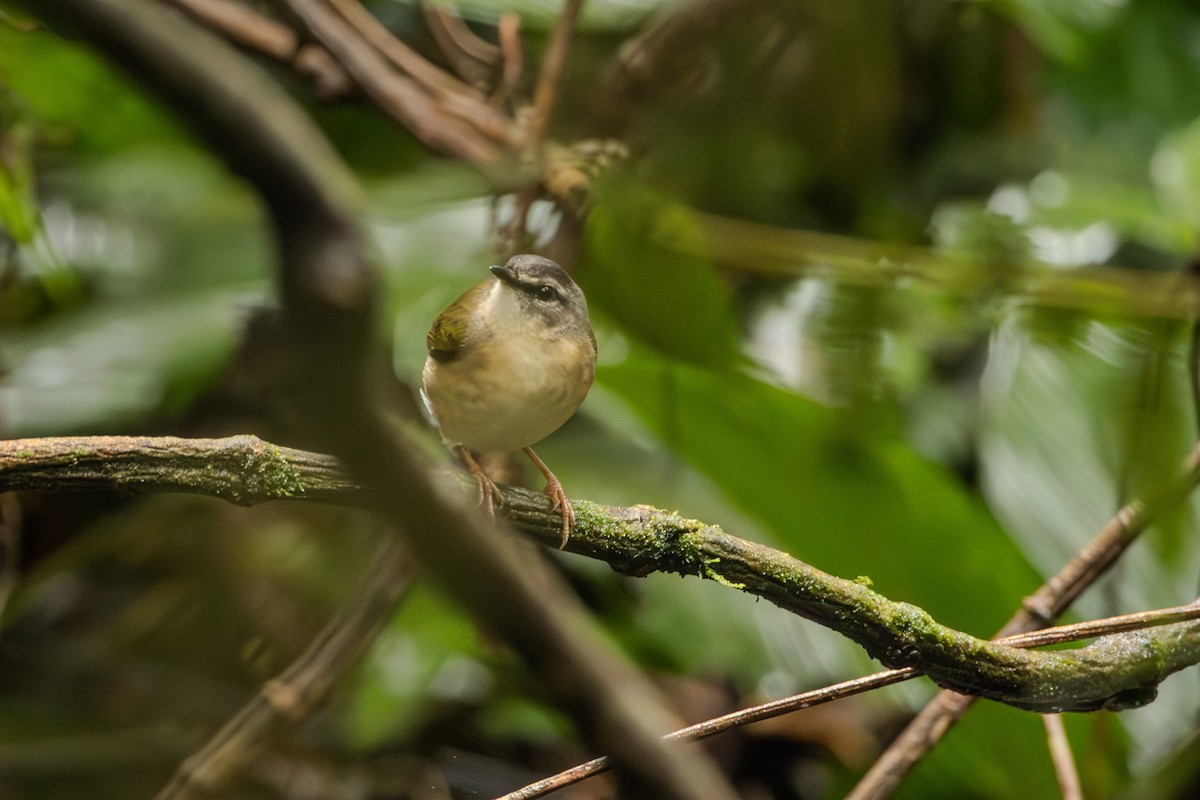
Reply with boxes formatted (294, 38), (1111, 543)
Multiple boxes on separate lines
(422, 337), (593, 454)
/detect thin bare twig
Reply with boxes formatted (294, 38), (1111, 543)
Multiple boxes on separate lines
(499, 599), (1200, 800)
(1000, 599), (1200, 648)
(497, 669), (916, 800)
(1043, 714), (1083, 800)
(155, 538), (413, 800)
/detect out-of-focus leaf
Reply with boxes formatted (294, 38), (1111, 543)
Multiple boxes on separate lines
(981, 308), (1200, 606)
(1118, 320), (1193, 560)
(980, 306), (1200, 766)
(1030, 0), (1200, 131)
(1127, 727), (1200, 799)
(0, 25), (186, 155)
(984, 0), (1120, 62)
(1154, 116), (1200, 243)
(599, 352), (1040, 632)
(346, 583), (491, 748)
(0, 288), (253, 433)
(0, 125), (36, 243)
(581, 184), (741, 368)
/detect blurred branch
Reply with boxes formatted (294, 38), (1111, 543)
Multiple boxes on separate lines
(163, 0), (353, 98)
(1184, 256), (1200, 435)
(281, 0), (505, 165)
(170, 0), (614, 229)
(422, 3), (503, 89)
(168, 0), (513, 162)
(503, 598), (1200, 800)
(690, 211), (1200, 321)
(0, 493), (20, 619)
(323, 0), (477, 98)
(609, 0), (770, 99)
(24, 2), (737, 800)
(498, 0), (585, 257)
(525, 0), (582, 147)
(155, 538), (413, 800)
(7, 435), (1200, 712)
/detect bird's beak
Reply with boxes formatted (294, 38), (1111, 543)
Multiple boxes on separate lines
(490, 264), (518, 285)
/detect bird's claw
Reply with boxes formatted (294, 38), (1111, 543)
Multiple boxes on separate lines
(458, 446), (503, 523)
(543, 477), (573, 549)
(476, 474), (504, 521)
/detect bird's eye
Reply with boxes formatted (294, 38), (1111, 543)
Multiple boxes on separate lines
(535, 285), (558, 302)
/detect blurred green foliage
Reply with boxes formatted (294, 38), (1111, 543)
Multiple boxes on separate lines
(5, 0), (1200, 798)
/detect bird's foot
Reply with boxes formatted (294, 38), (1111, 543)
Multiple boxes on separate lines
(523, 447), (573, 549)
(476, 472), (505, 523)
(543, 476), (574, 550)
(457, 447), (503, 522)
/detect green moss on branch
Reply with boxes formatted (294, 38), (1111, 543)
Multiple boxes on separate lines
(4, 434), (1199, 712)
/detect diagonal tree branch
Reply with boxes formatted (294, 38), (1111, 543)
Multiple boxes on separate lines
(21, 2), (736, 799)
(6, 434), (1200, 713)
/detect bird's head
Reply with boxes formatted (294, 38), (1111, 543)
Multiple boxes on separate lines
(485, 254), (590, 337)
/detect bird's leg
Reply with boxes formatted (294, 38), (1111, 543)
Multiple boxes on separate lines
(456, 446), (503, 522)
(522, 447), (573, 549)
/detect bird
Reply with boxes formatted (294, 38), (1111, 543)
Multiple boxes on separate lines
(421, 254), (596, 547)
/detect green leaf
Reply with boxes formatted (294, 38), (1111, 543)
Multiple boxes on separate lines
(346, 583), (490, 748)
(0, 24), (187, 155)
(0, 125), (36, 243)
(599, 353), (1040, 632)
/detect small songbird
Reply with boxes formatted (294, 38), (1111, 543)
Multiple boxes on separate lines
(421, 254), (597, 547)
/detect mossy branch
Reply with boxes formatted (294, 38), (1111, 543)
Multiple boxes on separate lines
(0, 435), (354, 505)
(4, 434), (1200, 713)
